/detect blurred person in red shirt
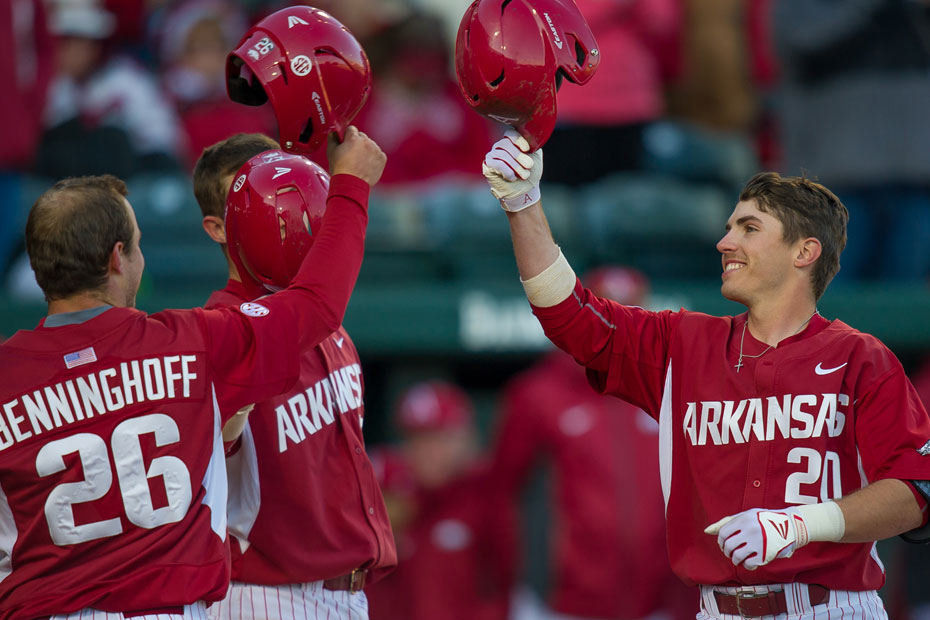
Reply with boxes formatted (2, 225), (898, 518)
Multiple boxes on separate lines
(366, 380), (516, 620)
(0, 0), (53, 171)
(354, 12), (495, 188)
(492, 266), (697, 620)
(157, 0), (276, 169)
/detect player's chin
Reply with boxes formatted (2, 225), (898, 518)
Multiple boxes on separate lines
(720, 282), (745, 304)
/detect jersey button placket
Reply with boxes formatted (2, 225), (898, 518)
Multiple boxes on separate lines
(744, 358), (776, 507)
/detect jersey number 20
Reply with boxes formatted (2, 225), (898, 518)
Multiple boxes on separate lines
(36, 413), (193, 545)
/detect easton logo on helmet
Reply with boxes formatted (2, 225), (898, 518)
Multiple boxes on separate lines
(543, 13), (563, 49)
(311, 92), (326, 124)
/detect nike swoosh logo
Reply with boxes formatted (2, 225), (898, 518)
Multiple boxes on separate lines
(334, 337), (345, 348)
(815, 362), (847, 375)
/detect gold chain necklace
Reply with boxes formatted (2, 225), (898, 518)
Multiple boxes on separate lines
(735, 310), (818, 373)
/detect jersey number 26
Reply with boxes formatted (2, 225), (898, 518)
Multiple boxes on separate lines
(36, 413), (193, 545)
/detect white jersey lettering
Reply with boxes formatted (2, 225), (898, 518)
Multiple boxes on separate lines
(0, 356), (202, 452)
(685, 393), (849, 446)
(276, 364), (362, 452)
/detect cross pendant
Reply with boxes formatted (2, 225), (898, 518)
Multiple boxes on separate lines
(734, 360), (743, 373)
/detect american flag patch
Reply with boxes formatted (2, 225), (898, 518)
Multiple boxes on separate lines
(64, 346), (97, 369)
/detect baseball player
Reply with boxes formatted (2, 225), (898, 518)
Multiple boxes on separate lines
(479, 133), (930, 618)
(492, 267), (696, 620)
(366, 381), (515, 620)
(191, 145), (396, 620)
(458, 2), (930, 616)
(0, 128), (384, 619)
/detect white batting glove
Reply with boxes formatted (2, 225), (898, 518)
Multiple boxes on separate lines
(704, 502), (845, 570)
(482, 130), (543, 212)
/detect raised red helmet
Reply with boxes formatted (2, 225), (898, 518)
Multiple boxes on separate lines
(226, 6), (371, 155)
(454, 0), (599, 151)
(225, 149), (330, 291)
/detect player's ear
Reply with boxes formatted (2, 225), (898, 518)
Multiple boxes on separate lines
(109, 241), (126, 275)
(202, 216), (227, 244)
(795, 237), (821, 269)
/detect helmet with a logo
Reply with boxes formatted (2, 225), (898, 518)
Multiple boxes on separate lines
(226, 6), (371, 155)
(225, 149), (330, 291)
(583, 265), (650, 307)
(454, 0), (599, 151)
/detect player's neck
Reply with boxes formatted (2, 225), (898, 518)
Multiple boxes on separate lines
(48, 290), (118, 316)
(746, 293), (817, 346)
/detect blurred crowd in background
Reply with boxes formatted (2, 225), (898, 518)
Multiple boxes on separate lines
(2, 0), (930, 618)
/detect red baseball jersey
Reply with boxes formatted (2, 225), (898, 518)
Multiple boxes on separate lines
(532, 280), (930, 590)
(0, 175), (370, 619)
(492, 351), (696, 619)
(206, 280), (396, 585)
(366, 452), (515, 620)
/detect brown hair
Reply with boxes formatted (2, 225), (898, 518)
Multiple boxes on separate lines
(192, 133), (278, 219)
(26, 175), (133, 301)
(739, 172), (848, 300)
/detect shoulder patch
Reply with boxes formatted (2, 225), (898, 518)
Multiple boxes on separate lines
(918, 439), (930, 456)
(239, 302), (270, 317)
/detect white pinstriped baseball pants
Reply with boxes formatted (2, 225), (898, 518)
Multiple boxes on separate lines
(207, 581), (369, 620)
(698, 584), (888, 619)
(50, 602), (208, 619)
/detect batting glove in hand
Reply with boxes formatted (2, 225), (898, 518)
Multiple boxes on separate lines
(704, 507), (811, 570)
(483, 130), (543, 212)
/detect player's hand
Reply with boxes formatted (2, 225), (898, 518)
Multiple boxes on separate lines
(328, 126), (387, 187)
(704, 507), (811, 570)
(482, 130), (543, 212)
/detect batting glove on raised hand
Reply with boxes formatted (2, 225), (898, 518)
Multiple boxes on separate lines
(704, 502), (845, 570)
(482, 130), (543, 212)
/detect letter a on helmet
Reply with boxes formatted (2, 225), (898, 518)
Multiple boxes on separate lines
(454, 0), (599, 151)
(226, 6), (371, 155)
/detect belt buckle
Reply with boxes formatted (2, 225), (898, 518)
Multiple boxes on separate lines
(348, 568), (363, 592)
(735, 587), (770, 618)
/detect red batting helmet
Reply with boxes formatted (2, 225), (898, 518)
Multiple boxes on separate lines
(454, 0), (599, 151)
(226, 6), (371, 155)
(394, 381), (475, 434)
(225, 149), (330, 291)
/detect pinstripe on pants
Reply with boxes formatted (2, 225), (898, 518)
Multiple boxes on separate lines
(208, 582), (369, 620)
(49, 602), (210, 620)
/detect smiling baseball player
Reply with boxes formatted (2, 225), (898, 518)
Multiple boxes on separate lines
(477, 129), (930, 619)
(455, 0), (930, 615)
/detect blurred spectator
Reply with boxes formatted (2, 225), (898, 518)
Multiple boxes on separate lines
(158, 0), (276, 168)
(0, 0), (53, 171)
(665, 0), (779, 168)
(37, 0), (184, 179)
(0, 0), (53, 285)
(773, 0), (930, 282)
(355, 12), (495, 188)
(491, 266), (697, 620)
(543, 0), (681, 186)
(366, 380), (515, 620)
